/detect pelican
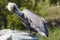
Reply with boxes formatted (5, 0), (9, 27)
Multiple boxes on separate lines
(6, 2), (48, 37)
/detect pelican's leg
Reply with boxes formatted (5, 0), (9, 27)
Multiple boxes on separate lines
(33, 31), (37, 36)
(30, 29), (32, 35)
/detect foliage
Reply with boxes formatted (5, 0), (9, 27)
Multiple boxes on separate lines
(0, 0), (60, 40)
(37, 27), (60, 40)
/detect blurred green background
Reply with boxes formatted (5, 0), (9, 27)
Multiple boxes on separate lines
(0, 0), (60, 40)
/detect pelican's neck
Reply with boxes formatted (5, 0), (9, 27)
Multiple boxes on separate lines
(14, 9), (27, 24)
(15, 9), (24, 17)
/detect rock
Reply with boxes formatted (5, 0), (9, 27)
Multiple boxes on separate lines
(0, 29), (39, 40)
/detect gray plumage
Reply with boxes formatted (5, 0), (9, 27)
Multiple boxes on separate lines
(6, 2), (48, 37)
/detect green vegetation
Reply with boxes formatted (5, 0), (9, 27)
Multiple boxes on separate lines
(0, 0), (60, 40)
(37, 27), (60, 40)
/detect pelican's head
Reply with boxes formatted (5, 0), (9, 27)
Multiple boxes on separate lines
(6, 2), (19, 12)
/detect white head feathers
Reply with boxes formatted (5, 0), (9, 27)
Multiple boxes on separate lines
(6, 2), (19, 12)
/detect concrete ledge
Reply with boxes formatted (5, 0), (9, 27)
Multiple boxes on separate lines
(12, 32), (38, 40)
(0, 29), (39, 40)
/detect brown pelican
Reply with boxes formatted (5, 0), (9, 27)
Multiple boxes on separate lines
(6, 2), (48, 37)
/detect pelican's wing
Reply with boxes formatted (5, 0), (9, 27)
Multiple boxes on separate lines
(22, 9), (48, 36)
